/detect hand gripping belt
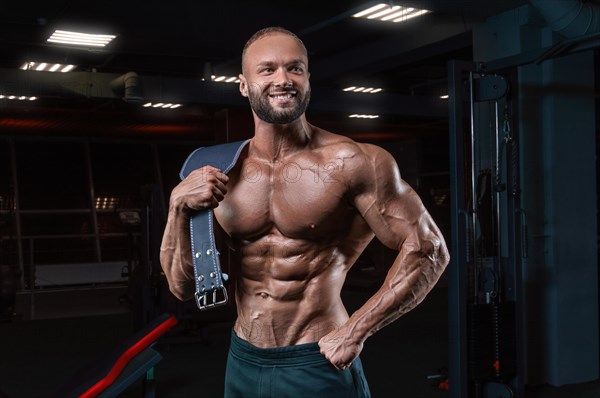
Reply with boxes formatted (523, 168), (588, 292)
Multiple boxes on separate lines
(179, 139), (250, 310)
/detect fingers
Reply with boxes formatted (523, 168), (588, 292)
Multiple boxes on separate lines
(189, 166), (229, 188)
(328, 357), (349, 371)
(205, 165), (230, 185)
(172, 166), (231, 211)
(332, 356), (352, 371)
(331, 358), (351, 371)
(319, 342), (352, 371)
(338, 363), (351, 371)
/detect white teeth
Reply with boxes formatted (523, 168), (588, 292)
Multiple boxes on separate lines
(272, 94), (293, 99)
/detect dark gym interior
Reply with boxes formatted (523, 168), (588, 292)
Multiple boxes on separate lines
(1, 1), (600, 397)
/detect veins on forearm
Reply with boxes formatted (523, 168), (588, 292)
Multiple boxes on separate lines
(348, 236), (447, 340)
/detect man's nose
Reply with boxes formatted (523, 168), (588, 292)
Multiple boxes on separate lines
(273, 68), (292, 87)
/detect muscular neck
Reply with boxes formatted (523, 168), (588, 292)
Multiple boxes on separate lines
(251, 115), (313, 161)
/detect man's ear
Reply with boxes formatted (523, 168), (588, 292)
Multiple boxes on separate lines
(239, 74), (248, 97)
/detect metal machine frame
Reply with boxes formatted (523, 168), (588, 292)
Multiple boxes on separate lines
(448, 60), (525, 398)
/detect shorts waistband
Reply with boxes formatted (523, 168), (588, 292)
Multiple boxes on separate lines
(229, 330), (328, 367)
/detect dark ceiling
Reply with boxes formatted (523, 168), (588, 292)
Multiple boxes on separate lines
(0, 0), (527, 140)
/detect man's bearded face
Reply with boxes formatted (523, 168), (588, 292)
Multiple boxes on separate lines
(247, 82), (311, 124)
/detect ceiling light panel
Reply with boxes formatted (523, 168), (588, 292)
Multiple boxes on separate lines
(343, 86), (383, 94)
(47, 30), (117, 47)
(352, 3), (430, 23)
(349, 114), (379, 119)
(143, 102), (182, 109)
(20, 62), (77, 72)
(0, 94), (37, 101)
(211, 75), (240, 83)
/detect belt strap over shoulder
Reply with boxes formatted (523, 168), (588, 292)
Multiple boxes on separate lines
(179, 139), (250, 310)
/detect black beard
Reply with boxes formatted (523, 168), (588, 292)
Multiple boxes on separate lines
(248, 86), (311, 124)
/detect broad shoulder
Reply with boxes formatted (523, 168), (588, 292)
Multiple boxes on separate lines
(311, 127), (386, 155)
(310, 127), (398, 175)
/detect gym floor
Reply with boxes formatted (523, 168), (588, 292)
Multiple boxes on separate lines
(1, 285), (599, 398)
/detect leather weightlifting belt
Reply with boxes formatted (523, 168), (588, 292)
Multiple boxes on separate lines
(179, 139), (250, 310)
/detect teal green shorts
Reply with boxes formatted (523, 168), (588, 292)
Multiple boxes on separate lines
(224, 331), (371, 398)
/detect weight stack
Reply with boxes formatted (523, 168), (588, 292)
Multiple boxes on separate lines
(467, 302), (517, 382)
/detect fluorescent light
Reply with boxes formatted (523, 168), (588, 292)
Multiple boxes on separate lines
(349, 114), (379, 119)
(353, 3), (387, 18)
(61, 64), (76, 72)
(20, 61), (77, 72)
(47, 29), (117, 47)
(382, 7), (414, 21)
(211, 75), (240, 83)
(393, 9), (429, 22)
(367, 6), (401, 19)
(0, 94), (38, 101)
(440, 95), (449, 99)
(95, 196), (118, 210)
(144, 102), (182, 109)
(352, 3), (430, 23)
(342, 86), (383, 94)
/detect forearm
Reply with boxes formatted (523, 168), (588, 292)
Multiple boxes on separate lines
(159, 206), (196, 301)
(345, 238), (449, 343)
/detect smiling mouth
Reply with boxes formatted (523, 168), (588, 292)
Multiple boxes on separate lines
(269, 91), (297, 101)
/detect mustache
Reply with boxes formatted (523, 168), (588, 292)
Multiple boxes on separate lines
(247, 81), (299, 94)
(268, 85), (296, 94)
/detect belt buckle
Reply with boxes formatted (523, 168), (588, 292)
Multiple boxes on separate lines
(195, 286), (228, 310)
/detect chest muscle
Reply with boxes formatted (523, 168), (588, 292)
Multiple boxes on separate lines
(215, 157), (352, 240)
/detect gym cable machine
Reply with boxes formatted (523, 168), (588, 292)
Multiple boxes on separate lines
(448, 29), (600, 398)
(448, 60), (525, 398)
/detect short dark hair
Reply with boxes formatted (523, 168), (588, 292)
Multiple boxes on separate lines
(241, 27), (307, 71)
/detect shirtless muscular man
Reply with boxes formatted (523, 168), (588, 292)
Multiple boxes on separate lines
(160, 26), (450, 398)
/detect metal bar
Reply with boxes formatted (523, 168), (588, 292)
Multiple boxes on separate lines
(8, 139), (25, 290)
(28, 238), (35, 319)
(494, 99), (502, 298)
(469, 71), (479, 303)
(2, 232), (137, 240)
(84, 142), (102, 262)
(448, 59), (473, 398)
(506, 85), (525, 397)
(17, 209), (92, 214)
